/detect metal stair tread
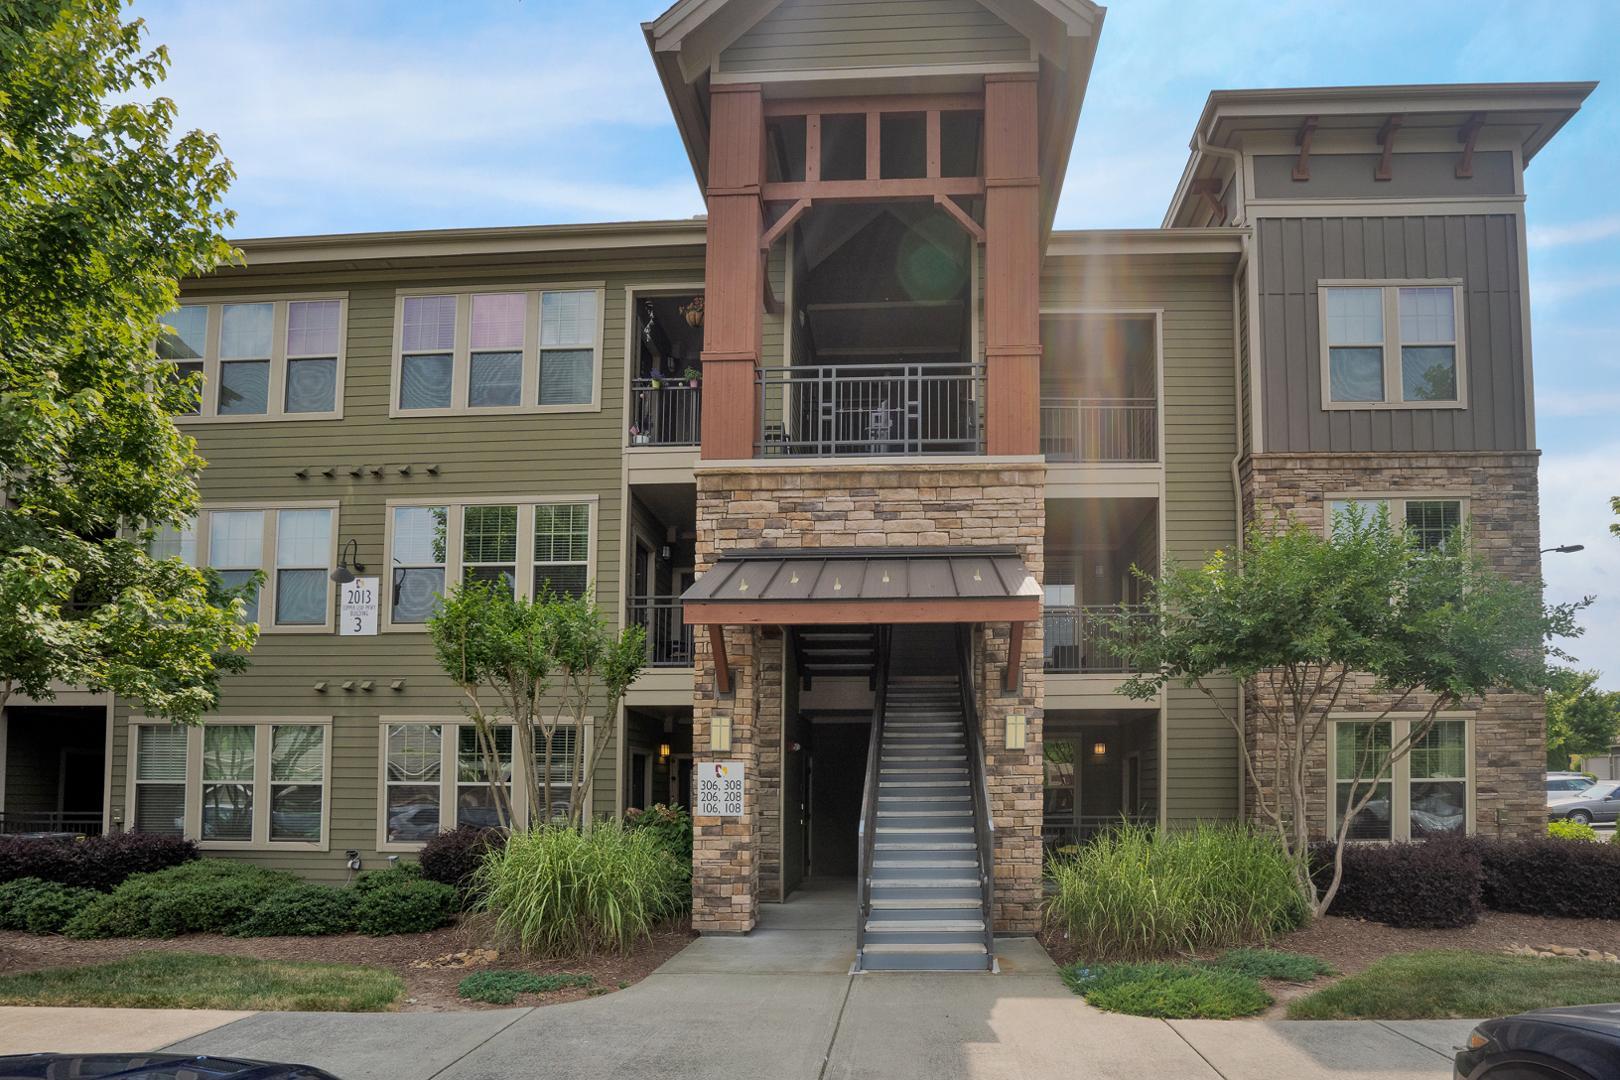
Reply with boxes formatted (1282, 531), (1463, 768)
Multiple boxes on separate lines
(861, 943), (987, 955)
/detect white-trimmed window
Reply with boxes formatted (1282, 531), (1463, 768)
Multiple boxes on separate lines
(1320, 282), (1465, 408)
(149, 505), (339, 632)
(391, 285), (603, 416)
(456, 725), (513, 830)
(385, 498), (595, 629)
(384, 722), (444, 844)
(158, 296), (346, 422)
(1333, 714), (1471, 842)
(132, 724), (188, 837)
(1328, 496), (1466, 553)
(128, 718), (330, 849)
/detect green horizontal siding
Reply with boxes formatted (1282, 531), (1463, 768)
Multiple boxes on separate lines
(721, 0), (1031, 75)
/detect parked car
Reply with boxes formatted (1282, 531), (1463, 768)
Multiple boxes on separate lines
(1547, 772), (1597, 796)
(0, 1054), (342, 1079)
(1547, 780), (1620, 826)
(1455, 1004), (1620, 1079)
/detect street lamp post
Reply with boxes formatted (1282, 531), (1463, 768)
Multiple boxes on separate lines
(1541, 544), (1585, 554)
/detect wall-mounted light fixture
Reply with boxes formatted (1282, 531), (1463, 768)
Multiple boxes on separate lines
(658, 742), (671, 764)
(1092, 739), (1109, 761)
(1005, 712), (1027, 751)
(710, 715), (732, 753)
(330, 539), (366, 584)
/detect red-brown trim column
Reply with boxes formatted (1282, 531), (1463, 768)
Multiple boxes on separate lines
(701, 83), (765, 461)
(982, 73), (1042, 457)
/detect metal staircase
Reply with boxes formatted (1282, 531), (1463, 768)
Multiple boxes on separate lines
(855, 628), (995, 972)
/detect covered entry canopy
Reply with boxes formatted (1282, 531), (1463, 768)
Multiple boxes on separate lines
(682, 547), (1039, 692)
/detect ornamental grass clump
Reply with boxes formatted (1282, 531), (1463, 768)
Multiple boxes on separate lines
(474, 823), (688, 957)
(1045, 822), (1306, 961)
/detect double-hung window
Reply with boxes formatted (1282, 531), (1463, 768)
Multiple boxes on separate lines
(384, 722), (444, 843)
(157, 296), (346, 421)
(150, 505), (338, 632)
(1327, 496), (1467, 553)
(457, 726), (513, 830)
(1320, 283), (1465, 408)
(392, 286), (603, 415)
(1333, 714), (1471, 842)
(385, 498), (595, 628)
(129, 718), (330, 848)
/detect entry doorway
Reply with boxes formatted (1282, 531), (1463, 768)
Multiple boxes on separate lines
(807, 721), (870, 878)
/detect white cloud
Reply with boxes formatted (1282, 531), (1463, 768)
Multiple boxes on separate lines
(1529, 215), (1620, 249)
(1536, 389), (1620, 418)
(1531, 272), (1620, 306)
(1539, 443), (1620, 689)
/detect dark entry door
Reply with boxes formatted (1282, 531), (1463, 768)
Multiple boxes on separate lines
(808, 722), (870, 878)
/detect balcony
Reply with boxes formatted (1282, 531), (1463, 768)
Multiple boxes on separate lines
(1040, 398), (1157, 463)
(629, 377), (702, 448)
(757, 362), (983, 457)
(0, 811), (104, 837)
(628, 595), (693, 668)
(1043, 605), (1152, 674)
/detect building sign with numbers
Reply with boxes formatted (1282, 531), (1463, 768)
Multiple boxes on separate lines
(696, 761), (745, 817)
(339, 577), (379, 636)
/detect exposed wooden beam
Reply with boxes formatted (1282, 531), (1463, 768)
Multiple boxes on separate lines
(759, 197), (810, 251)
(865, 110), (882, 180)
(684, 596), (1040, 626)
(934, 193), (986, 244)
(1375, 114), (1404, 181)
(926, 110), (942, 179)
(762, 176), (984, 203)
(1003, 619), (1025, 691)
(764, 93), (982, 118)
(1188, 178), (1226, 226)
(1292, 115), (1317, 181)
(804, 113), (821, 184)
(708, 625), (731, 694)
(1456, 112), (1486, 179)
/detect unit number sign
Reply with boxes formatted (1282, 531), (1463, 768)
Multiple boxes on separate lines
(340, 577), (379, 636)
(696, 762), (745, 818)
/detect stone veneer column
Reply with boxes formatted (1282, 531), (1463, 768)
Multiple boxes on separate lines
(1242, 451), (1546, 839)
(691, 460), (1046, 933)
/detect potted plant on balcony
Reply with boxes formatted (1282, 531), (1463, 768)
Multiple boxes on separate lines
(680, 295), (704, 328)
(683, 366), (702, 389)
(629, 424), (650, 446)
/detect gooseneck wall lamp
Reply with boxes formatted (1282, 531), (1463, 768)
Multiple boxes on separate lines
(330, 539), (367, 584)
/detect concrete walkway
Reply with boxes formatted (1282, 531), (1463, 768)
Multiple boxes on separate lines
(0, 881), (1477, 1079)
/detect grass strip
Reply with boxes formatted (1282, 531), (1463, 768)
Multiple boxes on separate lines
(1289, 949), (1620, 1020)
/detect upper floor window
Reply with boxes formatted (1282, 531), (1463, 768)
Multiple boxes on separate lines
(147, 504), (339, 632)
(158, 296), (346, 422)
(1328, 496), (1466, 553)
(384, 497), (595, 629)
(392, 286), (603, 416)
(1320, 283), (1465, 410)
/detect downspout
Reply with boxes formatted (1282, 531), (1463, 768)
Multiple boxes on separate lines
(1230, 232), (1251, 824)
(1192, 131), (1246, 226)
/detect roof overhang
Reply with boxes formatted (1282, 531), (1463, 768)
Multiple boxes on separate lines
(681, 547), (1040, 626)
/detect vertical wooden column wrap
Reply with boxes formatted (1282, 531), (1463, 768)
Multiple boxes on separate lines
(701, 84), (766, 461)
(982, 74), (1042, 457)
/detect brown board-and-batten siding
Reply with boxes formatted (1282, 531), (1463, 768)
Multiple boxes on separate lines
(1041, 248), (1242, 825)
(719, 0), (1033, 77)
(1257, 214), (1529, 454)
(109, 247), (705, 884)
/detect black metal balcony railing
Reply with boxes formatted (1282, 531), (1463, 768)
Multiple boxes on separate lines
(629, 378), (702, 447)
(1043, 605), (1152, 674)
(628, 596), (693, 668)
(1040, 397), (1157, 462)
(0, 811), (104, 837)
(1043, 812), (1157, 852)
(757, 362), (984, 457)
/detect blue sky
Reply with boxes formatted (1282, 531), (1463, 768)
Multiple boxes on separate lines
(129, 0), (1618, 685)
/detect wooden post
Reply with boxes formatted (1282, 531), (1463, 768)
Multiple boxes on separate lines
(982, 74), (1042, 457)
(701, 84), (766, 461)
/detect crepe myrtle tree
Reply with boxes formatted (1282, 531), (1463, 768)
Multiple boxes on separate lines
(0, 0), (257, 720)
(428, 582), (646, 831)
(1105, 502), (1587, 917)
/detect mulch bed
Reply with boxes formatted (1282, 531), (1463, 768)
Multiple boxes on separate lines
(0, 917), (696, 1012)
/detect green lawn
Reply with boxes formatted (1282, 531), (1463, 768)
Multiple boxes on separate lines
(1289, 950), (1620, 1020)
(0, 951), (404, 1012)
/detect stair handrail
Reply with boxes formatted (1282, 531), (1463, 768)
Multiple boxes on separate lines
(955, 624), (997, 969)
(854, 624), (892, 969)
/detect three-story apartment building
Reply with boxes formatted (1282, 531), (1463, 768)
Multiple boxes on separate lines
(0, 0), (1590, 972)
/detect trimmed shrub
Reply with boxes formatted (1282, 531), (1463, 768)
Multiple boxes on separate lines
(1476, 838), (1620, 921)
(0, 833), (196, 891)
(456, 970), (593, 1004)
(623, 804), (693, 877)
(1315, 840), (1482, 929)
(1044, 823), (1307, 961)
(64, 860), (299, 939)
(352, 878), (457, 936)
(1549, 818), (1600, 842)
(1063, 962), (1271, 1019)
(475, 822), (690, 957)
(420, 827), (505, 893)
(1206, 948), (1334, 983)
(231, 884), (357, 937)
(354, 861), (424, 893)
(0, 878), (99, 934)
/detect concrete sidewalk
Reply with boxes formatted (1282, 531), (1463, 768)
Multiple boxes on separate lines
(0, 883), (1477, 1079)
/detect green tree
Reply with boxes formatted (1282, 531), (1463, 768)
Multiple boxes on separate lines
(428, 583), (645, 830)
(1108, 503), (1587, 917)
(0, 0), (256, 719)
(1611, 496), (1618, 539)
(1545, 668), (1620, 771)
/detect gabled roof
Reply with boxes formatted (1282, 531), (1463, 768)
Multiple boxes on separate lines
(643, 0), (1106, 237)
